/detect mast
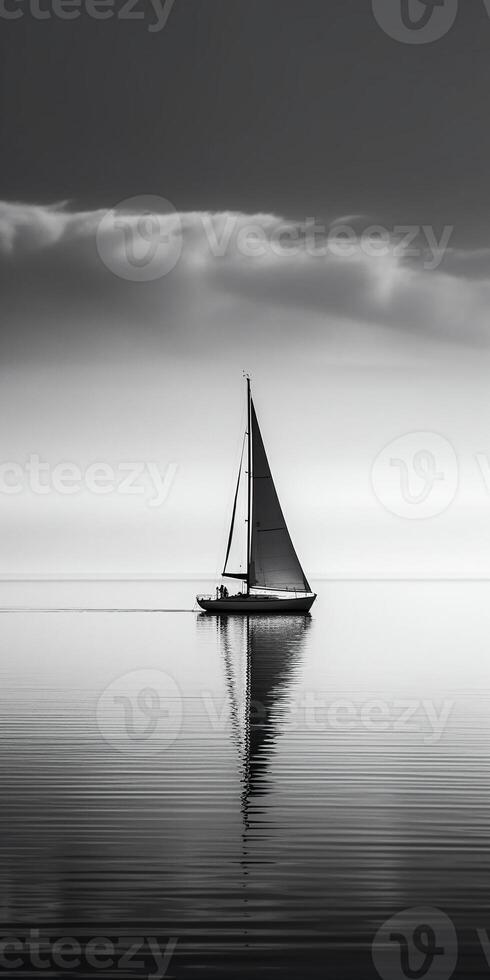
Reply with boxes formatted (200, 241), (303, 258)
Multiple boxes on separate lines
(246, 375), (252, 596)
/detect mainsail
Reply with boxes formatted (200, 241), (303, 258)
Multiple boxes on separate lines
(249, 401), (311, 593)
(223, 383), (311, 594)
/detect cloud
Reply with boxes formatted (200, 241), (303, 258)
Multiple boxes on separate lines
(440, 247), (490, 281)
(1, 199), (490, 370)
(0, 200), (89, 254)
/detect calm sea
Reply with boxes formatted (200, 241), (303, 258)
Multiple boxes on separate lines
(1, 580), (490, 978)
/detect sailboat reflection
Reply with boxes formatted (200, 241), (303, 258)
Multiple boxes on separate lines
(194, 613), (312, 974)
(213, 614), (311, 812)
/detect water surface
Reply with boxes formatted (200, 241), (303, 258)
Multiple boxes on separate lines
(1, 581), (489, 978)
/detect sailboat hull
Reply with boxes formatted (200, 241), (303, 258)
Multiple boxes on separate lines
(196, 594), (317, 614)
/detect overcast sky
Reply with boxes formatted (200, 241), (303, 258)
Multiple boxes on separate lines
(2, 1), (490, 578)
(3, 0), (490, 246)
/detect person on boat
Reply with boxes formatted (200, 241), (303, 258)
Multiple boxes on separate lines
(216, 586), (220, 600)
(223, 586), (229, 599)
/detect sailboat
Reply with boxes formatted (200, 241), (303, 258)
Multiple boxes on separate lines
(197, 378), (317, 614)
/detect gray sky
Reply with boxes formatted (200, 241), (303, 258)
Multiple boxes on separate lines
(2, 0), (490, 246)
(2, 2), (490, 577)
